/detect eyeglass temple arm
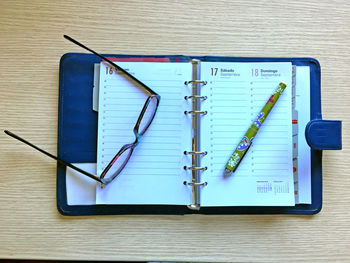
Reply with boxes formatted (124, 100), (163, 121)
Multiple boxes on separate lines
(4, 130), (104, 184)
(63, 35), (159, 96)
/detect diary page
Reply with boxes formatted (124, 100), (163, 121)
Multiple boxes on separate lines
(96, 62), (193, 205)
(201, 62), (294, 206)
(294, 66), (311, 204)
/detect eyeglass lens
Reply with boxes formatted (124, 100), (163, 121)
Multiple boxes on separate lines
(138, 96), (158, 135)
(102, 145), (134, 182)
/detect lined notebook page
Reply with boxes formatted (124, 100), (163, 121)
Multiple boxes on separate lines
(201, 62), (294, 206)
(96, 62), (193, 205)
(294, 66), (311, 204)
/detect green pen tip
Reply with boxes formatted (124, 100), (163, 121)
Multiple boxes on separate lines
(224, 168), (232, 177)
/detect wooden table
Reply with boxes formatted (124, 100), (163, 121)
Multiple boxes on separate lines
(0, 0), (349, 262)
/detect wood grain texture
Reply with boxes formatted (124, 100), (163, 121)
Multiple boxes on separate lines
(0, 0), (349, 262)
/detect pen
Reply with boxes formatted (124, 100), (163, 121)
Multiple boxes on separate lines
(224, 82), (287, 176)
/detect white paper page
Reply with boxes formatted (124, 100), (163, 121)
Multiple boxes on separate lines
(96, 62), (193, 205)
(66, 163), (97, 205)
(201, 62), (294, 206)
(295, 66), (311, 204)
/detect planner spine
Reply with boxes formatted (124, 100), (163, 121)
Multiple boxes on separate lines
(184, 59), (208, 210)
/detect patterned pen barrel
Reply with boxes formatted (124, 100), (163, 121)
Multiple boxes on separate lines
(224, 82), (287, 176)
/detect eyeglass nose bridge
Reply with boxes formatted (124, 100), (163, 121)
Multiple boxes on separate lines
(133, 132), (143, 146)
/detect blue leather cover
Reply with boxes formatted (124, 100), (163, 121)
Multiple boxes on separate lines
(57, 53), (342, 215)
(305, 120), (342, 150)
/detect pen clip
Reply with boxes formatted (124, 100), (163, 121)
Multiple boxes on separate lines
(232, 140), (253, 173)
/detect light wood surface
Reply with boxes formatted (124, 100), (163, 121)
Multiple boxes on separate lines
(0, 0), (349, 262)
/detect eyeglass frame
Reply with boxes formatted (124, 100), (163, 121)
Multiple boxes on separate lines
(99, 94), (160, 184)
(4, 35), (161, 185)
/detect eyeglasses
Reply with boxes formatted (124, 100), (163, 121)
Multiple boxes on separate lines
(5, 35), (160, 185)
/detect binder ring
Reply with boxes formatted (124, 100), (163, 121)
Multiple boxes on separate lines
(184, 181), (208, 186)
(184, 95), (207, 100)
(184, 110), (207, 115)
(184, 166), (208, 171)
(184, 80), (208, 85)
(184, 151), (207, 156)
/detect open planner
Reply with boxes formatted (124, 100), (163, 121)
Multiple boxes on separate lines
(58, 54), (342, 215)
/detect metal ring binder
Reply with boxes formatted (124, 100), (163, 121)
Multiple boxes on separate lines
(184, 110), (207, 115)
(184, 151), (208, 155)
(183, 59), (209, 211)
(184, 181), (208, 186)
(184, 95), (207, 100)
(184, 166), (207, 171)
(184, 80), (207, 85)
